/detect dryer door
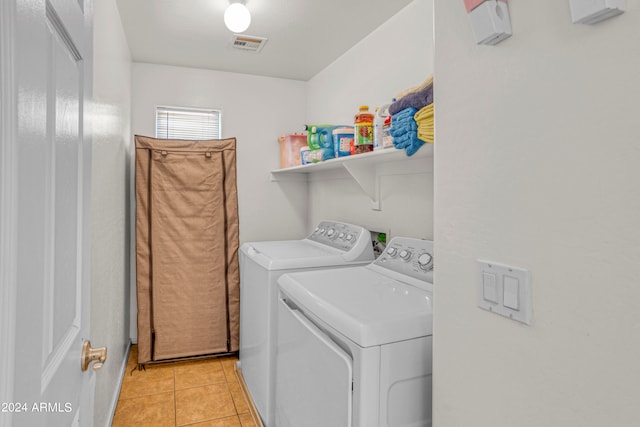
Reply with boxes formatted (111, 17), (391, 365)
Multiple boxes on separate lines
(276, 297), (353, 427)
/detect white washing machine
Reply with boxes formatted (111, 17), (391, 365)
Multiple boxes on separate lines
(275, 237), (434, 427)
(238, 221), (374, 426)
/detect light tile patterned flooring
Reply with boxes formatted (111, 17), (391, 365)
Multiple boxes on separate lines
(113, 345), (259, 427)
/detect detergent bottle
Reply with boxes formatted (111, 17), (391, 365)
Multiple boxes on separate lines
(373, 104), (391, 151)
(353, 106), (374, 154)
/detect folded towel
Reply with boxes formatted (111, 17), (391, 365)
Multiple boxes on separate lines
(388, 106), (427, 154)
(417, 127), (434, 143)
(392, 106), (418, 121)
(414, 103), (434, 122)
(389, 108), (418, 138)
(406, 136), (424, 156)
(390, 80), (434, 115)
(392, 132), (415, 146)
(395, 75), (434, 101)
(393, 130), (424, 156)
(389, 121), (417, 138)
(414, 104), (434, 144)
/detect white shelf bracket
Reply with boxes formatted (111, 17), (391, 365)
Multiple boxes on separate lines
(342, 162), (381, 211)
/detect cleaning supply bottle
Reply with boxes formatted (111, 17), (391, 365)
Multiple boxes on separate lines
(374, 104), (391, 151)
(354, 106), (374, 154)
(305, 124), (337, 153)
(308, 126), (319, 150)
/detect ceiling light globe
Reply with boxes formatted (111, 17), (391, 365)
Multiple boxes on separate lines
(224, 3), (251, 33)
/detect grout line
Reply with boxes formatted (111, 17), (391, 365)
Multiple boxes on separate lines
(173, 365), (177, 427)
(119, 348), (245, 427)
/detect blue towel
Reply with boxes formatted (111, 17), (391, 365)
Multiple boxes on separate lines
(393, 131), (420, 149)
(389, 120), (417, 137)
(392, 132), (413, 146)
(393, 130), (424, 157)
(389, 107), (423, 156)
(389, 84), (433, 116)
(405, 137), (424, 156)
(392, 107), (418, 121)
(389, 107), (418, 138)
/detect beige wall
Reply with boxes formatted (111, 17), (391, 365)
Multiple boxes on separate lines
(91, 0), (133, 425)
(433, 1), (640, 425)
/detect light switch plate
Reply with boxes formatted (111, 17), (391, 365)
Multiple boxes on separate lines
(477, 260), (531, 325)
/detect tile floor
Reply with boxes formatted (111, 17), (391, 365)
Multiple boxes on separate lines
(113, 345), (260, 427)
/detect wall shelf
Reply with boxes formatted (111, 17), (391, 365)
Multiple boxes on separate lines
(271, 144), (433, 210)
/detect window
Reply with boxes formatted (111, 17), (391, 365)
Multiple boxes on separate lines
(155, 106), (222, 140)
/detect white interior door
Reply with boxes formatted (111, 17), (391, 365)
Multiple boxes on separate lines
(0, 0), (97, 426)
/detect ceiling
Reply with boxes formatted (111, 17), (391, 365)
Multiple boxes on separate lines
(115, 0), (413, 81)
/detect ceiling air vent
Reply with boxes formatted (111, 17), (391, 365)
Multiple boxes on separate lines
(231, 34), (268, 53)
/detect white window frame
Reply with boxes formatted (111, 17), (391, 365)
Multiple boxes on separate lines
(155, 105), (222, 140)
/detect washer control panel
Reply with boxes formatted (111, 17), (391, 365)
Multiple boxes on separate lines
(374, 237), (434, 283)
(307, 221), (365, 252)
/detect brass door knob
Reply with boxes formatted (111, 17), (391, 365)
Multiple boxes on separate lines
(81, 340), (107, 372)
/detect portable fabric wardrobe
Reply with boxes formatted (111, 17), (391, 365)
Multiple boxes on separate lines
(135, 135), (240, 364)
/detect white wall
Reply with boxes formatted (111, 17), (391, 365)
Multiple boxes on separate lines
(130, 63), (309, 340)
(132, 62), (309, 243)
(305, 0), (434, 239)
(433, 1), (640, 426)
(91, 0), (132, 426)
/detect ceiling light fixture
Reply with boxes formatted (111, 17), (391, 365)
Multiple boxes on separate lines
(224, 1), (251, 33)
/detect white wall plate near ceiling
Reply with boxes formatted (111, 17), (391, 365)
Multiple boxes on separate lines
(569, 0), (625, 25)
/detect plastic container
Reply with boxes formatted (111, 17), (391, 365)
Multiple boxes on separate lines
(382, 116), (393, 149)
(332, 127), (354, 158)
(374, 104), (392, 150)
(354, 106), (374, 154)
(305, 124), (334, 150)
(300, 146), (311, 165)
(278, 134), (308, 168)
(301, 147), (333, 165)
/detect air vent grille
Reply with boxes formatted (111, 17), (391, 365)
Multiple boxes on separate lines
(231, 34), (268, 53)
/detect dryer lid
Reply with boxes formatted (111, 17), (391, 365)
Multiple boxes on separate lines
(241, 240), (352, 270)
(279, 266), (433, 348)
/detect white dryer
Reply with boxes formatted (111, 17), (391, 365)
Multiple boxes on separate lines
(276, 237), (434, 427)
(238, 221), (374, 426)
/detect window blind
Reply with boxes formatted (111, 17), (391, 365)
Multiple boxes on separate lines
(155, 106), (222, 140)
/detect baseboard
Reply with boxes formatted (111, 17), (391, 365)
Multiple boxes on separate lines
(105, 340), (131, 427)
(234, 362), (265, 427)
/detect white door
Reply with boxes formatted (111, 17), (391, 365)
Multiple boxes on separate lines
(0, 0), (99, 426)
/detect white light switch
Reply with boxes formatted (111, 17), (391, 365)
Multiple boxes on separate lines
(482, 272), (498, 303)
(503, 275), (520, 310)
(477, 260), (531, 325)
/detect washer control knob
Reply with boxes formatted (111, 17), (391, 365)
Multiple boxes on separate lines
(314, 227), (320, 234)
(386, 247), (398, 257)
(346, 234), (354, 242)
(327, 229), (335, 238)
(418, 253), (433, 271)
(319, 228), (326, 235)
(399, 249), (412, 261)
(338, 232), (346, 240)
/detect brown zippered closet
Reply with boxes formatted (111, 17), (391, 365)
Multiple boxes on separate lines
(134, 135), (240, 365)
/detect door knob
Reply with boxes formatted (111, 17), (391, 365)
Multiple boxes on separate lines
(81, 340), (107, 372)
